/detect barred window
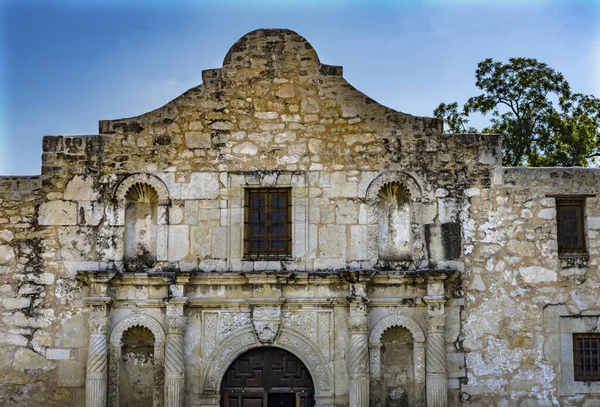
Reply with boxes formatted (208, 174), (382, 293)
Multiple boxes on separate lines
(573, 333), (600, 381)
(556, 198), (586, 254)
(244, 188), (292, 258)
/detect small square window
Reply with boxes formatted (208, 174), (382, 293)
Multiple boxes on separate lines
(244, 188), (292, 258)
(573, 333), (600, 381)
(556, 198), (586, 255)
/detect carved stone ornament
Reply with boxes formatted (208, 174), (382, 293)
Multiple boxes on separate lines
(560, 254), (589, 269)
(252, 305), (282, 344)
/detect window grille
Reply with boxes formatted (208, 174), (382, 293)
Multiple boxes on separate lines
(556, 198), (586, 254)
(244, 188), (292, 258)
(573, 333), (600, 381)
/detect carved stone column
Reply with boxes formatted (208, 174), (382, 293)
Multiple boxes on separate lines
(348, 299), (369, 407)
(424, 277), (448, 407)
(85, 296), (112, 407)
(164, 297), (188, 407)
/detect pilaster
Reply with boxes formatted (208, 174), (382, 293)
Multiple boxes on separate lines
(424, 277), (448, 407)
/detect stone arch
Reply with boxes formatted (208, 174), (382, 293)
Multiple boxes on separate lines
(108, 314), (166, 407)
(365, 172), (427, 269)
(369, 314), (425, 344)
(369, 313), (426, 406)
(115, 173), (170, 203)
(202, 327), (333, 396)
(113, 174), (170, 262)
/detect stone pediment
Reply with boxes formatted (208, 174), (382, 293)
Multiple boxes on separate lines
(95, 28), (448, 172)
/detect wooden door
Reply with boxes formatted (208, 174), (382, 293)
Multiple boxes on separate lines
(221, 347), (314, 407)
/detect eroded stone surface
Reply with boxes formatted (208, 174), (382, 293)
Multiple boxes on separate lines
(0, 28), (597, 407)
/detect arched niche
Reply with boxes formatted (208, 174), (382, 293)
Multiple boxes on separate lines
(365, 172), (427, 270)
(124, 183), (159, 269)
(108, 314), (166, 407)
(201, 327), (333, 405)
(114, 174), (170, 264)
(369, 314), (426, 407)
(120, 326), (156, 407)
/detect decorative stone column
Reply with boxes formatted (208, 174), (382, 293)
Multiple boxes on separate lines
(424, 277), (448, 407)
(164, 297), (188, 407)
(348, 299), (369, 407)
(85, 296), (112, 407)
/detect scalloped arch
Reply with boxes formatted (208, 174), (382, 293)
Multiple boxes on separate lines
(115, 173), (169, 202)
(203, 327), (333, 394)
(365, 171), (422, 202)
(369, 314), (425, 344)
(109, 314), (166, 344)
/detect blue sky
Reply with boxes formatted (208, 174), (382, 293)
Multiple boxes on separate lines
(1, 0), (599, 175)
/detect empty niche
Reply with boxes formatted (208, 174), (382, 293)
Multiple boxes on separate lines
(124, 182), (158, 269)
(380, 327), (414, 407)
(120, 326), (155, 407)
(377, 182), (412, 260)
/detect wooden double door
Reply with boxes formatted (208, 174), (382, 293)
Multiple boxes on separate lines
(220, 347), (315, 407)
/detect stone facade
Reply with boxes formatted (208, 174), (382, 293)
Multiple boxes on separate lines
(0, 28), (598, 406)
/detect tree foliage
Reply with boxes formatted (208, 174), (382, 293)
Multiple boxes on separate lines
(435, 58), (600, 167)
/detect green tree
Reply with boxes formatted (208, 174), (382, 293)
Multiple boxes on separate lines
(435, 58), (600, 167)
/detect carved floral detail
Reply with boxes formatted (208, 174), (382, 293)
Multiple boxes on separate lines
(283, 311), (317, 340)
(219, 312), (251, 339)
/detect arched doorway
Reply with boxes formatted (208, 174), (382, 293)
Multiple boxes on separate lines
(220, 347), (315, 407)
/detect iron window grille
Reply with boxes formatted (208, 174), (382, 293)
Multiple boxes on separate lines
(244, 188), (292, 258)
(556, 197), (586, 255)
(573, 333), (600, 381)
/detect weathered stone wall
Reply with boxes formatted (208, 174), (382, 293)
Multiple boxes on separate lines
(462, 168), (600, 406)
(3, 28), (598, 407)
(0, 176), (87, 405)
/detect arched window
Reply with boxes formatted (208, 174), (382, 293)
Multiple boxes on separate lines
(124, 183), (158, 269)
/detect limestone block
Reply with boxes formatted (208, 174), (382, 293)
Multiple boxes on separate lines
(64, 175), (98, 201)
(46, 348), (70, 360)
(0, 245), (15, 265)
(349, 225), (367, 260)
(336, 200), (358, 224)
(318, 225), (346, 259)
(168, 225), (189, 261)
(198, 208), (221, 225)
(470, 274), (486, 291)
(331, 172), (357, 198)
(190, 226), (211, 258)
(57, 359), (85, 387)
(181, 173), (220, 199)
(56, 313), (89, 348)
(170, 204), (184, 224)
(38, 201), (78, 225)
(232, 142), (259, 155)
(0, 370), (29, 385)
(58, 227), (94, 261)
(588, 217), (600, 229)
(157, 225), (168, 260)
(184, 200), (199, 224)
(79, 201), (104, 226)
(519, 266), (557, 283)
(506, 240), (536, 257)
(13, 348), (55, 372)
(537, 208), (555, 220)
(276, 84), (295, 98)
(0, 333), (28, 346)
(438, 198), (459, 223)
(212, 226), (227, 259)
(254, 111), (278, 119)
(0, 229), (14, 243)
(185, 132), (212, 148)
(2, 297), (31, 310)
